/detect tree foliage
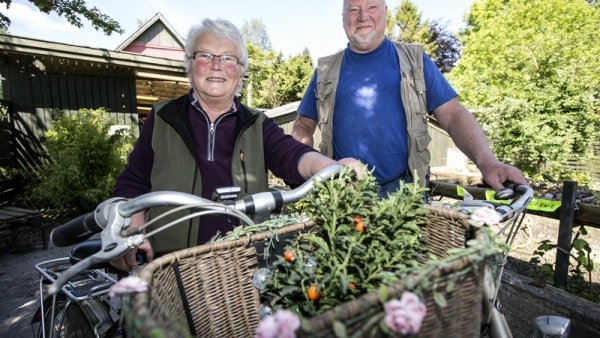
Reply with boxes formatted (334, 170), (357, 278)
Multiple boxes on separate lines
(239, 18), (312, 108)
(448, 0), (600, 180)
(0, 0), (123, 35)
(241, 44), (313, 109)
(387, 0), (432, 47)
(387, 0), (460, 72)
(241, 18), (272, 51)
(427, 20), (461, 73)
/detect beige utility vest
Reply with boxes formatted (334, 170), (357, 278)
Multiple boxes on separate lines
(315, 42), (431, 187)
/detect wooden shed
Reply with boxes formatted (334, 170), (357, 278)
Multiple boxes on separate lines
(0, 33), (190, 171)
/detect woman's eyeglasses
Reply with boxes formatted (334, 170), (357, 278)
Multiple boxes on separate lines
(190, 51), (241, 67)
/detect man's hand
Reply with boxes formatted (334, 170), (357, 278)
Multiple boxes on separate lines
(479, 159), (528, 191)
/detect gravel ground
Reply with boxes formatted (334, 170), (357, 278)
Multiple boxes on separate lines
(0, 231), (71, 338)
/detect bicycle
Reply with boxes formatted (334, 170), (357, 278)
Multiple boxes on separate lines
(31, 164), (345, 338)
(32, 164), (565, 338)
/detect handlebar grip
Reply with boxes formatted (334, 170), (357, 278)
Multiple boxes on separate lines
(50, 212), (103, 247)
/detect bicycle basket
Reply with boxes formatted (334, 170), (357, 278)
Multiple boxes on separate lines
(125, 206), (484, 337)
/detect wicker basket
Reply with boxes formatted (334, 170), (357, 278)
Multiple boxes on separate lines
(126, 205), (482, 338)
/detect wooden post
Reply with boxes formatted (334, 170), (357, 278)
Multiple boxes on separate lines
(553, 181), (577, 288)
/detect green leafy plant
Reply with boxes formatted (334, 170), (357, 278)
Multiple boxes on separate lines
(258, 167), (506, 323)
(21, 108), (134, 213)
(261, 167), (429, 316)
(529, 225), (596, 301)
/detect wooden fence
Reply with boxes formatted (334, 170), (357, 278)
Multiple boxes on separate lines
(430, 180), (600, 287)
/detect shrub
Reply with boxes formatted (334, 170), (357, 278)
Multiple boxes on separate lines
(22, 108), (134, 213)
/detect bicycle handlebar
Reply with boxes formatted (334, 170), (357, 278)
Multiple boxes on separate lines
(47, 164), (344, 294)
(456, 183), (534, 222)
(491, 184), (534, 219)
(50, 212), (102, 247)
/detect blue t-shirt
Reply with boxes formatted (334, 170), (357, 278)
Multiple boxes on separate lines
(297, 38), (457, 184)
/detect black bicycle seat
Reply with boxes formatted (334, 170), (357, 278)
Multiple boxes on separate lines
(70, 239), (104, 267)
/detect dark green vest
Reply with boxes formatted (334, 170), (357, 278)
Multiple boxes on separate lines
(147, 95), (268, 256)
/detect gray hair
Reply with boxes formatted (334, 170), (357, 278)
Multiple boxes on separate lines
(183, 18), (248, 75)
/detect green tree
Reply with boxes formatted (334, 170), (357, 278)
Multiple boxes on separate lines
(276, 48), (314, 103)
(241, 18), (272, 51)
(0, 0), (123, 35)
(387, 0), (460, 73)
(242, 45), (313, 109)
(388, 0), (432, 47)
(448, 0), (600, 179)
(242, 44), (275, 107)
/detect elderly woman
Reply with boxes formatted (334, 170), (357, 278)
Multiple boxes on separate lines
(110, 18), (361, 272)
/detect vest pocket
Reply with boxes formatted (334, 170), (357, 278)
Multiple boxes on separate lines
(315, 80), (333, 101)
(415, 129), (432, 153)
(316, 81), (334, 125)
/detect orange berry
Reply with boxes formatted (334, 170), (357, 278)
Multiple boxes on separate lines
(349, 282), (356, 289)
(283, 249), (294, 262)
(307, 284), (321, 301)
(355, 221), (365, 233)
(353, 215), (365, 233)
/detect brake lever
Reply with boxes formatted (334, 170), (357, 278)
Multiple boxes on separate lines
(48, 199), (144, 294)
(494, 187), (514, 200)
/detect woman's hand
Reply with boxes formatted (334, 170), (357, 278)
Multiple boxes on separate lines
(337, 157), (366, 178)
(109, 239), (154, 272)
(108, 210), (154, 272)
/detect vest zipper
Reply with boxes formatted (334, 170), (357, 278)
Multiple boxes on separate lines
(239, 149), (248, 193)
(205, 113), (234, 162)
(207, 122), (215, 161)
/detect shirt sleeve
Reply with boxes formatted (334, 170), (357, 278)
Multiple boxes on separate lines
(262, 117), (317, 186)
(296, 71), (319, 121)
(423, 53), (458, 113)
(113, 112), (155, 198)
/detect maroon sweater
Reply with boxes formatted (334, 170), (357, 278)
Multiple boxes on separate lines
(114, 92), (315, 243)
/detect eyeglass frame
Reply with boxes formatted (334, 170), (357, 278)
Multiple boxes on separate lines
(190, 51), (242, 67)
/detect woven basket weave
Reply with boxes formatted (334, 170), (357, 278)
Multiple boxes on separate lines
(126, 205), (482, 338)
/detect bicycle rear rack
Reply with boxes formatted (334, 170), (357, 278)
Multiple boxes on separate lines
(35, 258), (117, 301)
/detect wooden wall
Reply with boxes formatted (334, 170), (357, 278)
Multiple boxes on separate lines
(0, 53), (139, 171)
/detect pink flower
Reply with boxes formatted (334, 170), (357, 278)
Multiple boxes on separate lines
(108, 276), (148, 297)
(255, 310), (300, 338)
(384, 291), (427, 335)
(471, 206), (502, 225)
